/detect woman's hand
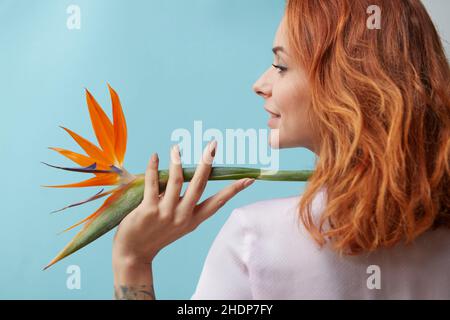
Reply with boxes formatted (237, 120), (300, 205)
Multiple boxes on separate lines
(112, 140), (255, 299)
(112, 140), (255, 267)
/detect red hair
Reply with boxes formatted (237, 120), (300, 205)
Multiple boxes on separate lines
(285, 0), (450, 254)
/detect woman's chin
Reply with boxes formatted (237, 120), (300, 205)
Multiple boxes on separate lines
(268, 129), (282, 149)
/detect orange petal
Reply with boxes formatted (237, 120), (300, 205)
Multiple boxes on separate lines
(42, 174), (119, 188)
(59, 209), (98, 233)
(108, 84), (128, 166)
(60, 126), (112, 165)
(85, 89), (117, 165)
(48, 147), (111, 171)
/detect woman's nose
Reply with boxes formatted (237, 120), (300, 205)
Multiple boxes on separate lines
(252, 69), (272, 99)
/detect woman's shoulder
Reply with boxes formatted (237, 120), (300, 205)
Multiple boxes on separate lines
(228, 195), (301, 236)
(237, 194), (301, 213)
(232, 187), (327, 223)
(226, 188), (328, 242)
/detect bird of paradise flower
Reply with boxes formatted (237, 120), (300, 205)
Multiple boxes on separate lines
(42, 84), (313, 270)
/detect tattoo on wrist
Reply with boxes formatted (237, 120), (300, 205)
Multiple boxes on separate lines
(114, 284), (156, 300)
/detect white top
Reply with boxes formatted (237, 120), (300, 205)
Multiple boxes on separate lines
(191, 188), (450, 299)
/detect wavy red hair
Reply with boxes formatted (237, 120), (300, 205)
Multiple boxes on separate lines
(285, 0), (450, 254)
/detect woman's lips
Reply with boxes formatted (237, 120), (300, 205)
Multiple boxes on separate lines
(267, 113), (281, 128)
(264, 107), (281, 128)
(264, 107), (280, 116)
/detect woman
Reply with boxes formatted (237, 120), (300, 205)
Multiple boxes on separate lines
(112, 0), (450, 299)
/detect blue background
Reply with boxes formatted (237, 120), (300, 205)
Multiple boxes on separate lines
(0, 0), (448, 299)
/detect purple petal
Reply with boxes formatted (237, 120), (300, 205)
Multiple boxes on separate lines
(50, 189), (112, 214)
(41, 162), (115, 174)
(109, 165), (123, 174)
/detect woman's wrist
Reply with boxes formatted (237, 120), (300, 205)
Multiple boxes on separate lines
(113, 254), (155, 300)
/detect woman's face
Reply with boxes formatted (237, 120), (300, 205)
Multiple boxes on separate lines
(252, 17), (318, 154)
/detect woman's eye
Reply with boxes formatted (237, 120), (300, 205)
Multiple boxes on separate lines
(272, 64), (287, 73)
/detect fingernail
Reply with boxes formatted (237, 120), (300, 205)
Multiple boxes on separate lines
(171, 144), (178, 162)
(210, 140), (217, 157)
(152, 152), (159, 163)
(173, 144), (180, 156)
(243, 178), (255, 188)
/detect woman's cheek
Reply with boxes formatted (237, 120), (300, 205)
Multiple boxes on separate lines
(280, 116), (299, 147)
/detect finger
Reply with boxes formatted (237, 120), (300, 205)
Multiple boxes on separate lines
(179, 140), (217, 212)
(160, 144), (184, 212)
(193, 178), (255, 224)
(143, 152), (160, 205)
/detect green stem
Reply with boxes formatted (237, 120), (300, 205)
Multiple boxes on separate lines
(44, 166), (313, 269)
(135, 166), (313, 190)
